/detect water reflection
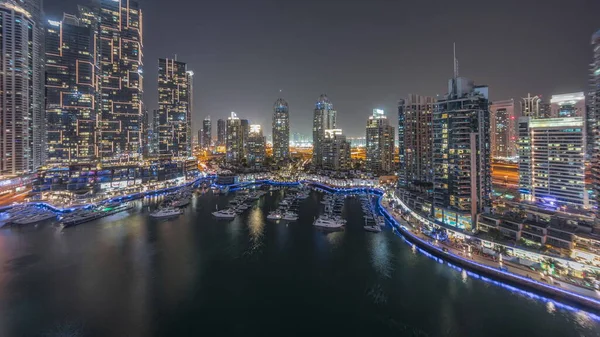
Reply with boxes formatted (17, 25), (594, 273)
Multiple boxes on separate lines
(246, 206), (265, 255)
(368, 231), (391, 279)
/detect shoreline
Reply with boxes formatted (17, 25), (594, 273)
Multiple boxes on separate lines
(302, 180), (600, 315)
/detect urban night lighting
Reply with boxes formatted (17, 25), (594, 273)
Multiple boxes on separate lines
(1, 0), (600, 335)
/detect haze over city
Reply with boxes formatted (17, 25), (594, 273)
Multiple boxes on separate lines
(45, 0), (600, 137)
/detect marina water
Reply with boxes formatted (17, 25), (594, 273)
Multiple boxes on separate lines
(0, 189), (598, 337)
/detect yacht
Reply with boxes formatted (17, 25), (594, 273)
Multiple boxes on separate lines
(212, 208), (237, 219)
(12, 211), (57, 225)
(267, 211), (283, 220)
(150, 207), (183, 218)
(313, 215), (344, 229)
(282, 211), (298, 221)
(364, 224), (382, 233)
(172, 195), (191, 207)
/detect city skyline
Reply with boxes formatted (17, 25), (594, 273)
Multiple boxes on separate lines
(44, 0), (600, 137)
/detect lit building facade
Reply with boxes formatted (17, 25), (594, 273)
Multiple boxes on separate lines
(590, 30), (600, 215)
(0, 1), (40, 175)
(247, 124), (266, 168)
(201, 116), (211, 148)
(312, 94), (337, 168)
(157, 58), (193, 157)
(398, 94), (435, 186)
(23, 0), (45, 169)
(550, 92), (586, 118)
(226, 112), (243, 164)
(365, 109), (395, 173)
(321, 129), (351, 171)
(272, 98), (290, 163)
(240, 119), (249, 159)
(45, 14), (98, 164)
(521, 93), (551, 119)
(217, 119), (226, 146)
(518, 117), (588, 209)
(97, 0), (144, 160)
(490, 99), (516, 158)
(433, 77), (491, 231)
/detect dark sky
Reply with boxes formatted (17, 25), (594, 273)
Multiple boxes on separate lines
(44, 0), (600, 138)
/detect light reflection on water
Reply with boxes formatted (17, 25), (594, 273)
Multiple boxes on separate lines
(368, 230), (392, 279)
(0, 189), (599, 336)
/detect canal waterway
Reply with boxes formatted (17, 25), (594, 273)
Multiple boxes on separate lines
(0, 189), (598, 337)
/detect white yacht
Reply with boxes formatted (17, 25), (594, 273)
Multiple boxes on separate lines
(212, 208), (236, 219)
(313, 215), (344, 229)
(172, 196), (191, 207)
(267, 211), (283, 220)
(150, 207), (183, 218)
(282, 212), (298, 221)
(364, 224), (382, 233)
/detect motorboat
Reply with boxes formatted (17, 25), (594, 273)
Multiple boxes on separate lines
(282, 212), (298, 221)
(172, 196), (191, 207)
(313, 215), (344, 229)
(267, 211), (283, 220)
(150, 207), (183, 218)
(212, 208), (236, 219)
(12, 211), (57, 225)
(364, 224), (382, 233)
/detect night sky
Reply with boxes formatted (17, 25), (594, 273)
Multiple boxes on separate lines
(44, 0), (600, 138)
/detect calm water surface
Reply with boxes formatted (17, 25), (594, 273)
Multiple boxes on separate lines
(0, 190), (599, 337)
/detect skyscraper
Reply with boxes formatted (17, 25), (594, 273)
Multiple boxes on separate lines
(45, 14), (98, 163)
(22, 0), (45, 169)
(157, 58), (193, 157)
(518, 117), (588, 209)
(0, 1), (41, 175)
(217, 119), (226, 146)
(312, 94), (336, 167)
(398, 95), (435, 186)
(321, 129), (351, 171)
(521, 93), (550, 118)
(240, 119), (250, 159)
(550, 92), (586, 117)
(591, 29), (600, 215)
(433, 76), (491, 231)
(97, 0), (143, 160)
(201, 116), (212, 148)
(490, 99), (516, 158)
(226, 112), (243, 164)
(247, 124), (266, 168)
(365, 109), (395, 173)
(272, 98), (290, 163)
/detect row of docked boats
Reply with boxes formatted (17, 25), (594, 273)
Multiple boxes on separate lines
(0, 206), (57, 227)
(149, 188), (193, 218)
(211, 189), (268, 219)
(361, 194), (385, 233)
(266, 187), (308, 222)
(60, 202), (134, 227)
(313, 193), (346, 229)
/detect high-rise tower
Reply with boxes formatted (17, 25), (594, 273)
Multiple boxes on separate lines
(433, 75), (491, 231)
(398, 95), (436, 186)
(0, 1), (40, 174)
(226, 112), (243, 164)
(592, 29), (600, 215)
(247, 124), (266, 168)
(217, 119), (226, 147)
(312, 94), (336, 167)
(97, 0), (143, 160)
(490, 99), (516, 158)
(272, 98), (290, 163)
(157, 58), (193, 157)
(201, 116), (211, 149)
(45, 14), (98, 163)
(365, 109), (395, 173)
